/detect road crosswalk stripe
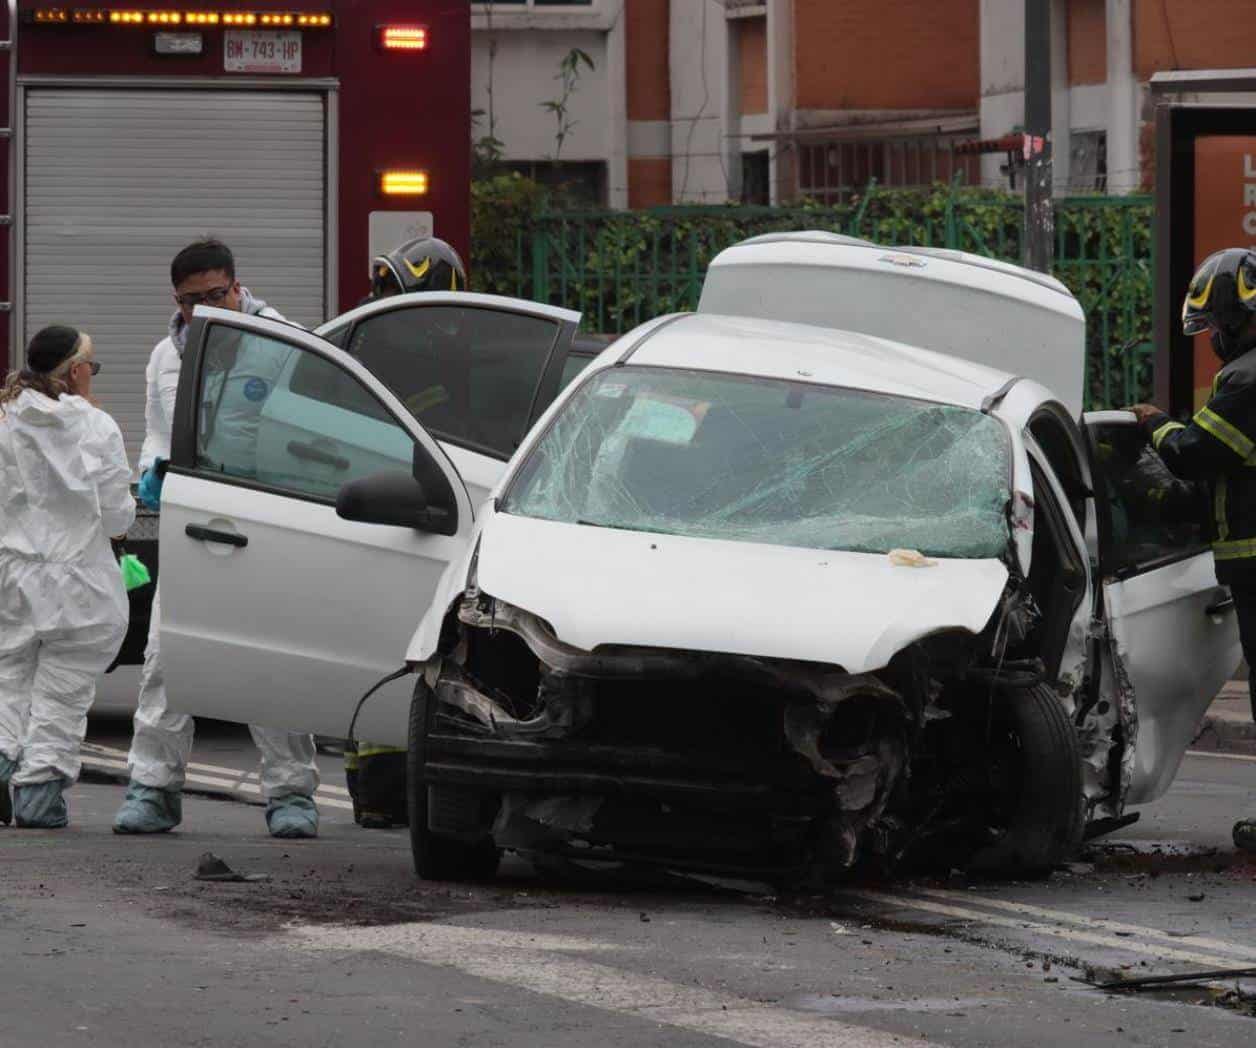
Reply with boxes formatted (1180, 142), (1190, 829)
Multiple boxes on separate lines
(849, 891), (1251, 970)
(293, 922), (939, 1048)
(1186, 749), (1256, 763)
(80, 742), (355, 810)
(913, 888), (1256, 962)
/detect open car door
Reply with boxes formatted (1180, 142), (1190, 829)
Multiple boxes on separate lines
(1084, 410), (1242, 805)
(315, 292), (582, 507)
(157, 307), (475, 743)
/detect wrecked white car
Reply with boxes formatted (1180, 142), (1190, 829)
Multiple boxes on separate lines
(156, 238), (1240, 882)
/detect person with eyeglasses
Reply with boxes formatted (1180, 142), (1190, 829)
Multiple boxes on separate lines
(0, 325), (135, 828)
(112, 238), (321, 840)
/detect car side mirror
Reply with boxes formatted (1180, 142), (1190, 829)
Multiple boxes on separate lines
(336, 470), (453, 534)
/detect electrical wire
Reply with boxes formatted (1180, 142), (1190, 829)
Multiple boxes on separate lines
(345, 665), (416, 749)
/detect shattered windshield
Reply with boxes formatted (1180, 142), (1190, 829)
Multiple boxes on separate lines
(502, 367), (1012, 559)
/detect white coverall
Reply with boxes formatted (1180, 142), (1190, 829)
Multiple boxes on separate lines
(129, 301), (319, 799)
(0, 390), (135, 785)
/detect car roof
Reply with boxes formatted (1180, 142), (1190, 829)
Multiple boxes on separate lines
(620, 312), (1018, 411)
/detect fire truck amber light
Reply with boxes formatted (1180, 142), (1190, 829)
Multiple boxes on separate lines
(379, 25), (428, 52)
(380, 171), (430, 196)
(87, 10), (333, 28)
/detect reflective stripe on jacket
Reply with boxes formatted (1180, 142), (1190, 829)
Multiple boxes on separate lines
(1145, 347), (1256, 582)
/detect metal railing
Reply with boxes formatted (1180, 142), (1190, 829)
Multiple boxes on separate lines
(512, 188), (1153, 410)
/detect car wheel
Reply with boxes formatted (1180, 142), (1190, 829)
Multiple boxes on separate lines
(407, 678), (501, 882)
(967, 683), (1084, 875)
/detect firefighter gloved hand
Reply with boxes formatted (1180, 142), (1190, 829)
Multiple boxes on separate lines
(1235, 818), (1256, 853)
(266, 794), (319, 839)
(138, 459), (166, 510)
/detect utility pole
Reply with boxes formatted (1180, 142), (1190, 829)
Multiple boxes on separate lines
(1024, 0), (1054, 272)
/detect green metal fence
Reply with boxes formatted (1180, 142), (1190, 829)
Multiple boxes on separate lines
(517, 191), (1153, 410)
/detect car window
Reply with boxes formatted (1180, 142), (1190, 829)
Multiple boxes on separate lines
(195, 324), (414, 502)
(559, 352), (595, 392)
(1088, 421), (1208, 576)
(304, 305), (562, 459)
(504, 366), (1013, 559)
(321, 323), (350, 348)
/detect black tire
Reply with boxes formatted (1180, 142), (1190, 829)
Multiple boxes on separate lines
(967, 683), (1084, 875)
(407, 679), (501, 882)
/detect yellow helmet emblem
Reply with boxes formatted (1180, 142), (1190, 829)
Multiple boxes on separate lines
(404, 256), (432, 281)
(1238, 266), (1256, 303)
(1187, 271), (1215, 310)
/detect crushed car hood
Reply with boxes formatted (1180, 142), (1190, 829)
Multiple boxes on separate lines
(474, 513), (1010, 673)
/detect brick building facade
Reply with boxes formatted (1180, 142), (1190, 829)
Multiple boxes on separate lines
(472, 0), (1256, 206)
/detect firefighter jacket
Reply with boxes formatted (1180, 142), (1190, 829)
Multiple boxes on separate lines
(1144, 346), (1256, 584)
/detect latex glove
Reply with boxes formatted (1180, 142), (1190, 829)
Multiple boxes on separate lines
(138, 459), (166, 510)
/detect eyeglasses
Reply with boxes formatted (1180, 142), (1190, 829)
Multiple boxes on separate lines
(86, 360), (101, 376)
(174, 284), (234, 308)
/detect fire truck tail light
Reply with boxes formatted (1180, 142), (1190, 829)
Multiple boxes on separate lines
(380, 170), (430, 197)
(379, 25), (429, 52)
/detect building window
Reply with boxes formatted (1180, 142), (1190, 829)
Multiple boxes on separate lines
(796, 136), (980, 204)
(505, 160), (607, 207)
(741, 152), (770, 205)
(1069, 130), (1107, 192)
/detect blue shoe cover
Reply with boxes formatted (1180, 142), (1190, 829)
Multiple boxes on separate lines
(13, 779), (68, 829)
(266, 794), (319, 839)
(112, 783), (182, 834)
(0, 755), (16, 827)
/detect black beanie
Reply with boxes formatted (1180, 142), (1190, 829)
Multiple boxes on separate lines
(26, 325), (83, 374)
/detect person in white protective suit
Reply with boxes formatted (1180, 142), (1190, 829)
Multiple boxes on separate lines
(112, 238), (321, 839)
(0, 325), (135, 828)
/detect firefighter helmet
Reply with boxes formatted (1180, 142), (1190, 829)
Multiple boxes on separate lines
(369, 236), (467, 299)
(1182, 247), (1256, 361)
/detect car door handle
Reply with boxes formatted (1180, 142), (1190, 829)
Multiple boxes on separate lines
(287, 440), (350, 471)
(185, 524), (248, 548)
(1205, 596), (1236, 616)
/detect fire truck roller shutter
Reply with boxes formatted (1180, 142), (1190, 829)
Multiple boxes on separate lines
(22, 89), (328, 468)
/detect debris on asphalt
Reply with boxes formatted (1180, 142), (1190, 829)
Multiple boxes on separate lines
(194, 852), (270, 883)
(1084, 966), (1256, 991)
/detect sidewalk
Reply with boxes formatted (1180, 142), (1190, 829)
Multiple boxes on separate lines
(1194, 681), (1256, 756)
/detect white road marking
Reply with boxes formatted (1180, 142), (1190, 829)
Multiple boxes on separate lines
(293, 923), (939, 1048)
(80, 742), (354, 811)
(913, 888), (1256, 962)
(1186, 749), (1256, 764)
(849, 891), (1251, 970)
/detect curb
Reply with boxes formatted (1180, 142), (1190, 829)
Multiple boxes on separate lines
(1193, 685), (1256, 757)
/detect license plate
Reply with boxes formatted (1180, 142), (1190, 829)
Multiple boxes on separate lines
(224, 30), (302, 74)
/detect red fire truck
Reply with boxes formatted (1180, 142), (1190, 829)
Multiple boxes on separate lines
(0, 0), (470, 464)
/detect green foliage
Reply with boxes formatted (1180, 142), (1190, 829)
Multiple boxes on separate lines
(541, 47), (596, 160)
(470, 178), (1154, 409)
(470, 172), (550, 299)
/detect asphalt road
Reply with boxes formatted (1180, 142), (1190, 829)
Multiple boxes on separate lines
(1, 719), (1253, 1048)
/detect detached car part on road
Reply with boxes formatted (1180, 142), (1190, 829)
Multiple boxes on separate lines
(153, 241), (1241, 883)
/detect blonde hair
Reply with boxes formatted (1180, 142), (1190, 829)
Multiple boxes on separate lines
(0, 327), (86, 414)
